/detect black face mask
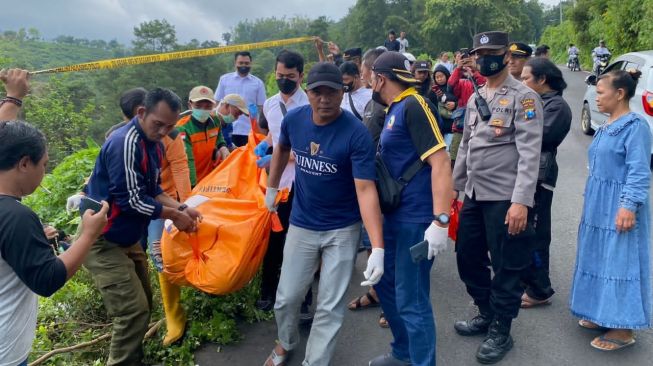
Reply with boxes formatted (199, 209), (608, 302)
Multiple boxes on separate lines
(477, 53), (507, 77)
(372, 91), (387, 107)
(237, 66), (251, 75)
(343, 82), (354, 93)
(276, 78), (297, 95)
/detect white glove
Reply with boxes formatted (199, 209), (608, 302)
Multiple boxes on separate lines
(425, 222), (448, 260)
(66, 194), (84, 212)
(361, 248), (384, 286)
(265, 187), (279, 212)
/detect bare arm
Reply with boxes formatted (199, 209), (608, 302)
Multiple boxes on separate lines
(354, 179), (384, 249)
(0, 68), (29, 121)
(426, 149), (453, 221)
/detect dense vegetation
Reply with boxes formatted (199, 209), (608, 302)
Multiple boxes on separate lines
(3, 0), (651, 363)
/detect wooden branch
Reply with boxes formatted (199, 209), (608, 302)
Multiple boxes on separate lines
(29, 320), (162, 366)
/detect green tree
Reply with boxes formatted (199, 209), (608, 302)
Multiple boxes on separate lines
(132, 19), (178, 53)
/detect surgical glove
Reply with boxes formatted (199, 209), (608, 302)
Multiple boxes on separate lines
(424, 222), (448, 260)
(361, 248), (384, 286)
(66, 194), (84, 212)
(265, 187), (279, 212)
(257, 154), (272, 168)
(254, 140), (270, 157)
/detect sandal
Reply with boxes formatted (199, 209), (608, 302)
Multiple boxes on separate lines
(520, 293), (552, 309)
(578, 319), (608, 331)
(263, 345), (288, 366)
(347, 291), (380, 311)
(590, 334), (636, 351)
(379, 312), (389, 328)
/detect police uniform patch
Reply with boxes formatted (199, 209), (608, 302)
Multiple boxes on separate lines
(490, 118), (504, 127)
(498, 98), (510, 106)
(521, 98), (536, 120)
(494, 127), (503, 136)
(387, 115), (396, 130)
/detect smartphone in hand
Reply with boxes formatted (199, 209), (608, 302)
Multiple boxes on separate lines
(410, 240), (429, 263)
(79, 197), (103, 217)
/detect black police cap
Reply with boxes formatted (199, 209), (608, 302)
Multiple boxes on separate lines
(509, 42), (533, 57)
(471, 31), (509, 54)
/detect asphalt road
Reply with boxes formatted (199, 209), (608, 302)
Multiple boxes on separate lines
(195, 68), (653, 366)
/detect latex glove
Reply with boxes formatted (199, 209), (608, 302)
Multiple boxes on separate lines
(254, 140), (270, 158)
(361, 248), (384, 286)
(66, 194), (84, 212)
(265, 187), (279, 212)
(257, 154), (272, 168)
(424, 222), (448, 260)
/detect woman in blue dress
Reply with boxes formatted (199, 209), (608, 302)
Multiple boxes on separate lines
(570, 69), (651, 351)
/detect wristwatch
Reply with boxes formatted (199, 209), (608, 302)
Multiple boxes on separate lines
(433, 213), (450, 225)
(178, 204), (188, 212)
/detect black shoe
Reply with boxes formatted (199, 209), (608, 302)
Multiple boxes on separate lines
(299, 303), (313, 326)
(454, 314), (492, 336)
(255, 298), (274, 312)
(475, 320), (514, 364)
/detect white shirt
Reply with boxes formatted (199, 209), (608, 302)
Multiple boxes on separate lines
(341, 87), (372, 119)
(215, 71), (267, 136)
(399, 38), (409, 53)
(263, 88), (309, 190)
(436, 61), (454, 73)
(0, 256), (38, 366)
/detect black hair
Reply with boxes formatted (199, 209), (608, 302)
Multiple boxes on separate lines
(525, 57), (567, 93)
(144, 88), (182, 114)
(534, 45), (549, 57)
(235, 51), (252, 61)
(569, 43), (574, 47)
(362, 48), (386, 68)
(598, 69), (642, 100)
(0, 120), (47, 171)
(339, 61), (360, 77)
(119, 87), (147, 119)
(275, 49), (304, 73)
(388, 30), (396, 36)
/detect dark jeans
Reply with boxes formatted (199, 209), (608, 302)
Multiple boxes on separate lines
(521, 185), (555, 300)
(231, 134), (249, 147)
(456, 194), (535, 320)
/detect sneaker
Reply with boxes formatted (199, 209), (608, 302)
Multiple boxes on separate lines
(255, 297), (275, 312)
(368, 353), (411, 366)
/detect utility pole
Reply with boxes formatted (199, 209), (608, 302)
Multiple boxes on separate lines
(560, 0), (563, 24)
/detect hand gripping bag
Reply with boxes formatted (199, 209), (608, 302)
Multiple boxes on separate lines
(161, 124), (285, 295)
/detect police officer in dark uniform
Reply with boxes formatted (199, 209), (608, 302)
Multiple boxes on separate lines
(452, 31), (544, 364)
(507, 42), (532, 81)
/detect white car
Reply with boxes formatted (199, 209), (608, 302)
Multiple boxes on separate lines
(581, 51), (653, 157)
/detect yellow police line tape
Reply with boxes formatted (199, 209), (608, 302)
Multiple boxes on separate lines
(30, 36), (316, 75)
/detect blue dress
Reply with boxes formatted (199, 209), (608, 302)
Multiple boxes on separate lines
(570, 112), (652, 329)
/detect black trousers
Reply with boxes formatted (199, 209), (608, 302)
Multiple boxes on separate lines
(456, 194), (535, 320)
(232, 134), (249, 147)
(521, 185), (555, 300)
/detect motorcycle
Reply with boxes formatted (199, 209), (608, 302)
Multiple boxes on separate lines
(568, 54), (580, 71)
(594, 54), (611, 76)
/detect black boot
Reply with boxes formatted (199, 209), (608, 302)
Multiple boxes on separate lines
(476, 318), (514, 364)
(454, 312), (493, 336)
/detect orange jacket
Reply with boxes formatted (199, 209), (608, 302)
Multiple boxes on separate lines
(160, 131), (192, 202)
(176, 115), (226, 186)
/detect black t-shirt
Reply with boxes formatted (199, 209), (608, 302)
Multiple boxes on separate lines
(384, 39), (401, 52)
(0, 195), (67, 297)
(363, 100), (386, 146)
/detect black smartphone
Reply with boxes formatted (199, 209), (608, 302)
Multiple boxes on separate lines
(410, 240), (429, 263)
(459, 48), (470, 59)
(79, 196), (102, 217)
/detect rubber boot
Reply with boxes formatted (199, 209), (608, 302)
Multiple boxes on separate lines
(158, 273), (186, 346)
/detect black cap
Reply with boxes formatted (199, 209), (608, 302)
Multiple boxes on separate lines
(372, 51), (419, 83)
(471, 31), (509, 53)
(306, 62), (344, 90)
(343, 48), (362, 59)
(509, 42), (532, 57)
(414, 60), (432, 71)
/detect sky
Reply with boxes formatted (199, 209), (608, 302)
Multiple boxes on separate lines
(0, 0), (561, 44)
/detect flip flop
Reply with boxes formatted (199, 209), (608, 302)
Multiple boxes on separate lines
(520, 293), (552, 308)
(578, 319), (608, 331)
(379, 312), (389, 328)
(348, 291), (380, 311)
(263, 348), (288, 366)
(590, 334), (636, 351)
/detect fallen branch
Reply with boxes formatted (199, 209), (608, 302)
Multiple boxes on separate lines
(29, 320), (162, 366)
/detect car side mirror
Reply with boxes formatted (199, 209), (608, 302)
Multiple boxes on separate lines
(585, 74), (597, 86)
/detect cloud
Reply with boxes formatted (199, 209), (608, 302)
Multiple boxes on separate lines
(0, 0), (355, 44)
